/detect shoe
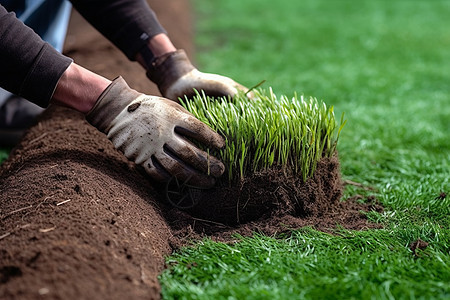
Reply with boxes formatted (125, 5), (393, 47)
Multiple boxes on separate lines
(0, 96), (44, 146)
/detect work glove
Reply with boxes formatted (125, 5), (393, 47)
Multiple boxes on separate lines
(86, 76), (225, 188)
(146, 49), (250, 101)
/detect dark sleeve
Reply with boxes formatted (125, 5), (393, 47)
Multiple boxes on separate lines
(0, 5), (73, 108)
(70, 0), (167, 61)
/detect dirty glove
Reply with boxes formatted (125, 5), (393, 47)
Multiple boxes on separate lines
(146, 49), (250, 101)
(86, 76), (225, 188)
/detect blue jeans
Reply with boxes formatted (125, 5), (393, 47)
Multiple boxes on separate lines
(0, 0), (72, 104)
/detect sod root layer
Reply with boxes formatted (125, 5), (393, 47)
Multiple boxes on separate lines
(185, 157), (344, 225)
(164, 158), (382, 246)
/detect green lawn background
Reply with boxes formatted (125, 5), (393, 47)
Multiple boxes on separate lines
(160, 0), (449, 299)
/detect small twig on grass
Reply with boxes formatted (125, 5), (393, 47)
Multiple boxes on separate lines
(245, 79), (266, 95)
(410, 239), (429, 257)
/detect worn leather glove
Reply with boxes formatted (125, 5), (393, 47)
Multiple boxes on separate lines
(86, 76), (225, 188)
(147, 49), (250, 101)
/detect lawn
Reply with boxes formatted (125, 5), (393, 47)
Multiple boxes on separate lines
(159, 0), (450, 299)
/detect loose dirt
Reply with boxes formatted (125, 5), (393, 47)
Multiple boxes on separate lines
(0, 1), (382, 299)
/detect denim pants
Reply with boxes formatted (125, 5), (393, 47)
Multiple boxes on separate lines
(0, 0), (72, 104)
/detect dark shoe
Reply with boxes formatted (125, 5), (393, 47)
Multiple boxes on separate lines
(0, 96), (44, 146)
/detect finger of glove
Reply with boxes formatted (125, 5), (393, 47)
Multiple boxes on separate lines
(189, 71), (249, 96)
(112, 135), (174, 184)
(174, 116), (225, 150)
(144, 159), (172, 183)
(192, 79), (255, 100)
(165, 137), (225, 178)
(155, 152), (216, 188)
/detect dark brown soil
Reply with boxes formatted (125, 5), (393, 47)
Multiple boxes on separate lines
(186, 157), (344, 225)
(0, 1), (382, 299)
(163, 160), (382, 248)
(410, 239), (429, 257)
(0, 105), (173, 300)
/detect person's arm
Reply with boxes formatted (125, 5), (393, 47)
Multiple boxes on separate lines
(86, 76), (225, 187)
(70, 0), (252, 101)
(70, 0), (166, 61)
(0, 5), (109, 113)
(0, 5), (72, 108)
(52, 63), (111, 113)
(0, 4), (225, 187)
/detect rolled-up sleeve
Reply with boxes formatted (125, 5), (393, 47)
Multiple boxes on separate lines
(0, 5), (73, 107)
(70, 0), (167, 61)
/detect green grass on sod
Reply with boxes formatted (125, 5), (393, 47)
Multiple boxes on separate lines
(182, 90), (345, 182)
(160, 0), (450, 299)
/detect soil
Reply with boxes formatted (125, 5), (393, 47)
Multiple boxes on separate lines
(410, 239), (429, 257)
(0, 1), (382, 299)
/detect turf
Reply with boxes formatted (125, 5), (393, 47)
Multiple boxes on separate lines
(160, 0), (450, 299)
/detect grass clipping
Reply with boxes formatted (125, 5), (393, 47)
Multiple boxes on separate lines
(182, 88), (346, 183)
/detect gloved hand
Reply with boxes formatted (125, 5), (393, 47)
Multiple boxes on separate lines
(146, 49), (250, 101)
(86, 76), (225, 188)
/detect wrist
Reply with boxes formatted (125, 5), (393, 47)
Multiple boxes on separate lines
(52, 63), (111, 114)
(145, 49), (195, 99)
(86, 77), (143, 132)
(135, 33), (176, 69)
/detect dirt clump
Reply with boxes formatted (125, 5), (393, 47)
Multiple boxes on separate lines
(163, 161), (382, 247)
(410, 239), (429, 257)
(167, 157), (343, 226)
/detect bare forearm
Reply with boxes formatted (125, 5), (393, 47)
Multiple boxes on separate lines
(51, 63), (111, 114)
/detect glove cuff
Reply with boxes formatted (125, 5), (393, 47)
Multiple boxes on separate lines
(86, 76), (142, 132)
(146, 49), (195, 97)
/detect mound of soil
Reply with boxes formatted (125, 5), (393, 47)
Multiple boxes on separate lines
(0, 1), (382, 299)
(0, 105), (172, 299)
(162, 156), (343, 228)
(185, 157), (343, 225)
(163, 159), (382, 246)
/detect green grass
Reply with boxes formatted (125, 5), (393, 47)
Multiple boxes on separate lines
(161, 228), (449, 300)
(160, 0), (450, 299)
(0, 148), (9, 164)
(182, 90), (345, 182)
